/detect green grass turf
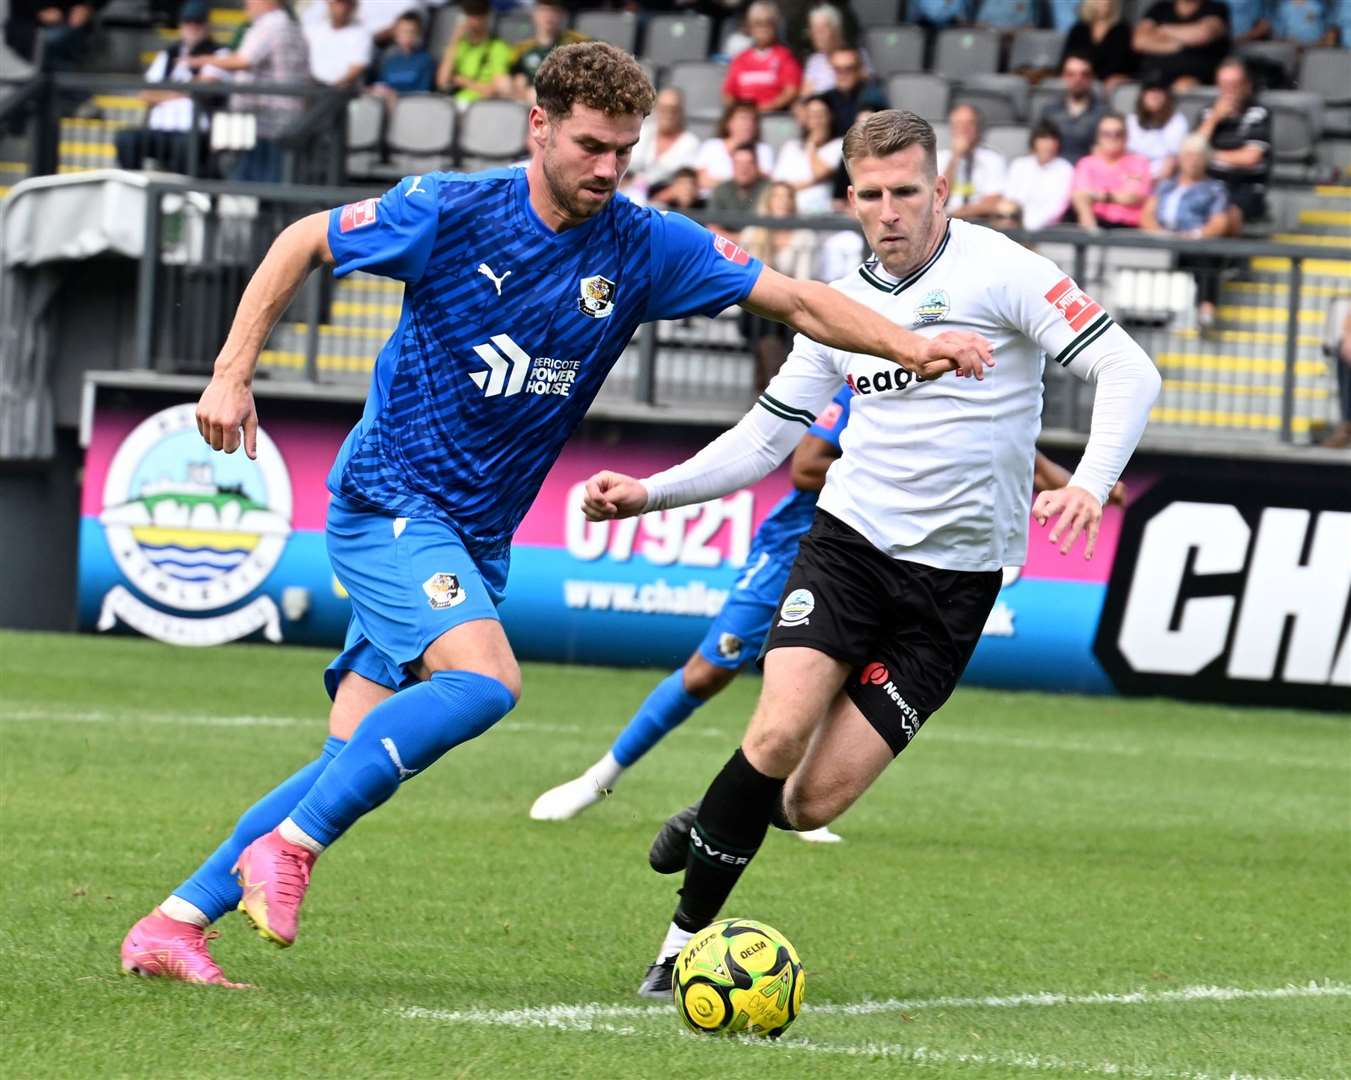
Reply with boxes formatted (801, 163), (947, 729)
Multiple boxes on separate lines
(1, 629), (1348, 1079)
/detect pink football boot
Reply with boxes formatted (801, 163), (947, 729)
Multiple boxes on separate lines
(120, 909), (249, 988)
(232, 829), (317, 948)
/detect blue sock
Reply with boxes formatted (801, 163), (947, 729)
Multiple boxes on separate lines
(289, 671), (515, 847)
(610, 670), (705, 768)
(172, 735), (346, 922)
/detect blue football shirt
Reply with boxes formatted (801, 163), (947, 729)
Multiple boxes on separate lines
(750, 385), (853, 558)
(324, 169), (764, 559)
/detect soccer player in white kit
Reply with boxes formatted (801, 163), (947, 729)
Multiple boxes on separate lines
(579, 109), (1163, 996)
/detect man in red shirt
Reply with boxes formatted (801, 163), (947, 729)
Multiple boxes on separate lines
(722, 1), (802, 112)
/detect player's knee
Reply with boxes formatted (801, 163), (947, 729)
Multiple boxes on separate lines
(682, 655), (735, 699)
(743, 724), (810, 774)
(782, 788), (839, 832)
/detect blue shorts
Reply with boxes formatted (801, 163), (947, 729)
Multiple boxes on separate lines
(323, 496), (508, 700)
(695, 547), (796, 671)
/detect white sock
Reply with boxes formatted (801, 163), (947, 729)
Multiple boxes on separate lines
(656, 922), (693, 963)
(586, 751), (625, 791)
(279, 817), (326, 856)
(159, 895), (210, 928)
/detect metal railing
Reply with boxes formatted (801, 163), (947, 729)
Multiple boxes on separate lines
(0, 74), (351, 186)
(122, 177), (1349, 445)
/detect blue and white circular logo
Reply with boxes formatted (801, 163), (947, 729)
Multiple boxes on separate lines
(778, 588), (815, 626)
(96, 404), (292, 645)
(912, 289), (950, 326)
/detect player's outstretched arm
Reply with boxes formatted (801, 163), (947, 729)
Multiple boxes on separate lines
(741, 266), (995, 381)
(196, 212), (334, 458)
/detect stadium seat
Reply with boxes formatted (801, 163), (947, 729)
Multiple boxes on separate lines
(1237, 40), (1299, 85)
(574, 10), (639, 54)
(851, 0), (901, 27)
(427, 7), (458, 64)
(1110, 80), (1140, 115)
(1261, 90), (1323, 165)
(686, 115), (716, 142)
(863, 26), (924, 77)
(984, 122), (1031, 162)
(457, 98), (528, 170)
(643, 13), (712, 66)
(346, 94), (384, 179)
(952, 73), (1029, 124)
(929, 119), (950, 149)
(385, 93), (456, 175)
(886, 72), (951, 123)
(494, 11), (534, 45)
(1007, 28), (1065, 74)
(663, 60), (728, 121)
(1175, 86), (1217, 127)
(759, 111), (800, 153)
(931, 28), (1000, 78)
(1299, 47), (1351, 102)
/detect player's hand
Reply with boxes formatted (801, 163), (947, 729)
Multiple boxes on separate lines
(913, 330), (995, 381)
(196, 374), (259, 458)
(581, 471), (649, 521)
(1107, 479), (1127, 508)
(1033, 485), (1103, 559)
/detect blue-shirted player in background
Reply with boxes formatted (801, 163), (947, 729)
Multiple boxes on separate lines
(530, 389), (853, 839)
(120, 42), (994, 988)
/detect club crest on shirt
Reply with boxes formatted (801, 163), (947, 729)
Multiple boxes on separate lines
(912, 289), (950, 327)
(422, 572), (466, 609)
(716, 632), (744, 661)
(777, 588), (815, 628)
(578, 275), (616, 319)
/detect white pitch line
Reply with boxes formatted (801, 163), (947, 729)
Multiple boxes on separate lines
(396, 980), (1351, 1030)
(0, 707), (1344, 772)
(395, 987), (1345, 1080)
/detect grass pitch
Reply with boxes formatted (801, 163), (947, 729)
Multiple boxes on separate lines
(1, 630), (1348, 1079)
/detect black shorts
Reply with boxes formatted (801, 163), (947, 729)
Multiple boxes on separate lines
(762, 511), (1002, 756)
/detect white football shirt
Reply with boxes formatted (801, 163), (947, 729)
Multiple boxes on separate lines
(642, 218), (1160, 573)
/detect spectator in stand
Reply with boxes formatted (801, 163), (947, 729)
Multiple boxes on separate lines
(993, 122), (1075, 230)
(625, 87), (703, 202)
(722, 1), (803, 112)
(973, 0), (1039, 32)
(1195, 55), (1270, 226)
(114, 1), (227, 174)
(1216, 0), (1270, 41)
(1127, 78), (1189, 178)
(1133, 0), (1231, 89)
(1039, 53), (1109, 164)
(907, 0), (969, 31)
(1140, 134), (1233, 328)
(370, 11), (435, 98)
(305, 0), (374, 88)
(302, 0), (425, 49)
(4, 0), (95, 70)
(801, 3), (850, 95)
(1270, 0), (1337, 43)
(1048, 0), (1082, 29)
(936, 102), (1007, 221)
(1320, 302), (1351, 448)
(502, 0), (586, 102)
(739, 181), (817, 389)
(696, 100), (775, 191)
(771, 94), (844, 214)
(708, 143), (770, 226)
(1071, 111), (1153, 229)
(1334, 0), (1351, 46)
(819, 46), (888, 134)
(648, 167), (707, 212)
(1061, 0), (1139, 87)
(187, 0), (309, 182)
(435, 0), (511, 105)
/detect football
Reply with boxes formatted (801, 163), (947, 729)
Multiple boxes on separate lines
(672, 918), (805, 1038)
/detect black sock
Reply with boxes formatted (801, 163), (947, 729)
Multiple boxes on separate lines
(672, 748), (784, 933)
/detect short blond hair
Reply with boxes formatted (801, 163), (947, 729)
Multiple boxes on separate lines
(842, 109), (937, 177)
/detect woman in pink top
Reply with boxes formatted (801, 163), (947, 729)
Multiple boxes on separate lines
(722, 1), (802, 112)
(1071, 112), (1153, 230)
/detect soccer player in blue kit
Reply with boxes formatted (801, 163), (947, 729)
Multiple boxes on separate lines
(119, 43), (994, 988)
(529, 388), (854, 837)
